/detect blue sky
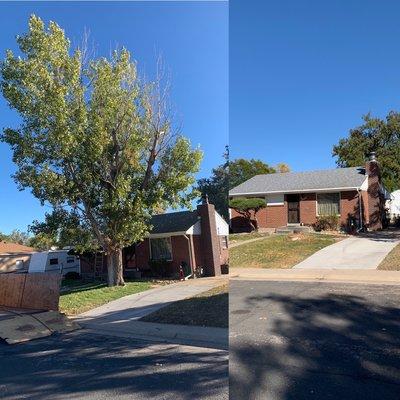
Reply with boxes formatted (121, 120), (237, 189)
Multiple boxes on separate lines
(230, 0), (400, 171)
(0, 1), (228, 234)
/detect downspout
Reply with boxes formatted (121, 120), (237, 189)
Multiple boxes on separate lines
(357, 188), (364, 232)
(183, 234), (194, 278)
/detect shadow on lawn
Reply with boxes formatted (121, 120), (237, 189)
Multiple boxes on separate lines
(141, 291), (228, 328)
(0, 331), (228, 400)
(230, 284), (400, 400)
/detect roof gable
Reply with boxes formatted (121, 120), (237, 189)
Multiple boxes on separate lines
(149, 211), (199, 234)
(229, 167), (367, 195)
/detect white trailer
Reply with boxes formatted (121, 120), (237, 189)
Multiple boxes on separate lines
(28, 249), (80, 276)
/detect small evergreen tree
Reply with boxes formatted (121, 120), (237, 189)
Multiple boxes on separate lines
(229, 198), (266, 231)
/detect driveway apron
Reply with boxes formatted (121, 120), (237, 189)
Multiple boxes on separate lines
(294, 231), (400, 270)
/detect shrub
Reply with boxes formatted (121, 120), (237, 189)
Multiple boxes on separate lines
(148, 259), (170, 277)
(313, 215), (340, 231)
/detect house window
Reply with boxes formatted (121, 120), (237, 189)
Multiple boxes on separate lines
(317, 193), (340, 216)
(150, 237), (172, 261)
(49, 258), (59, 265)
(266, 193), (284, 206)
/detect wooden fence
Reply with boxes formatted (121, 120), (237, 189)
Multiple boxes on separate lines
(0, 273), (61, 310)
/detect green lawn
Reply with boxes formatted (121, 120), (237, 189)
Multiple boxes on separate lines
(59, 279), (152, 315)
(229, 232), (270, 244)
(378, 243), (400, 271)
(230, 233), (342, 269)
(141, 284), (228, 328)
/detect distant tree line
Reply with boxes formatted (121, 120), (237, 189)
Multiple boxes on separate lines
(196, 146), (290, 220)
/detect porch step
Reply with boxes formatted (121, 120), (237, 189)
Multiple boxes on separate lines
(276, 226), (313, 234)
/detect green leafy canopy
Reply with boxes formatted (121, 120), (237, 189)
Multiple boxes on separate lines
(1, 15), (203, 258)
(333, 112), (400, 192)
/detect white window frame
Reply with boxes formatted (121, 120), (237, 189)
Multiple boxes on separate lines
(316, 192), (341, 216)
(265, 193), (285, 206)
(149, 237), (173, 262)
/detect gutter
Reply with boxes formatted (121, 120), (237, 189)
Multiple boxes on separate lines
(230, 187), (362, 197)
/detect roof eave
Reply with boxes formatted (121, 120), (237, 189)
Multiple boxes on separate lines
(229, 186), (363, 196)
(146, 230), (192, 238)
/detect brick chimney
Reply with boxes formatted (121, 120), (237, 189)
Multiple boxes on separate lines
(365, 152), (383, 230)
(197, 195), (222, 276)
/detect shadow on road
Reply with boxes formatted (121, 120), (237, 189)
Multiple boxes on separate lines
(230, 283), (400, 400)
(0, 331), (228, 400)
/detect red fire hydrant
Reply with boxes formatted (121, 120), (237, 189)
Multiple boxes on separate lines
(179, 266), (185, 281)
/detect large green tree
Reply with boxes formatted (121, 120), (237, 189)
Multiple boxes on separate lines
(333, 112), (400, 192)
(1, 16), (202, 286)
(0, 229), (30, 245)
(229, 158), (283, 189)
(197, 155), (290, 220)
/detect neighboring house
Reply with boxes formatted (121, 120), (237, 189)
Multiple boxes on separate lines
(0, 242), (36, 273)
(229, 153), (388, 232)
(387, 190), (400, 222)
(0, 241), (81, 276)
(80, 198), (229, 279)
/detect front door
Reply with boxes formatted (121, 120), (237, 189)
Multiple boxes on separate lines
(287, 194), (300, 224)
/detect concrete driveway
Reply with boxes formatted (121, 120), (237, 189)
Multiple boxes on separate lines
(294, 230), (400, 269)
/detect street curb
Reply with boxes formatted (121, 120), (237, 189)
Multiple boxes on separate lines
(229, 269), (400, 285)
(79, 322), (228, 350)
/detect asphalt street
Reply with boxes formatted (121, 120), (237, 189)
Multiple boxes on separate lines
(0, 330), (228, 400)
(230, 280), (400, 400)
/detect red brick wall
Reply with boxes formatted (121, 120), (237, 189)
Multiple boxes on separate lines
(366, 161), (384, 230)
(339, 190), (360, 229)
(170, 235), (191, 274)
(192, 235), (202, 267)
(197, 203), (222, 276)
(230, 199), (287, 230)
(230, 200), (287, 230)
(135, 239), (150, 270)
(265, 204), (287, 228)
(218, 236), (229, 265)
(299, 193), (317, 225)
(361, 190), (369, 225)
(132, 236), (191, 277)
(231, 191), (364, 231)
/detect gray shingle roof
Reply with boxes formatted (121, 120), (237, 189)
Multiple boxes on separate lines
(149, 211), (199, 234)
(229, 167), (367, 195)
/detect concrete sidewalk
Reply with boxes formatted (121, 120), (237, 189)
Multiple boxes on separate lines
(293, 231), (400, 269)
(75, 276), (228, 349)
(230, 268), (400, 285)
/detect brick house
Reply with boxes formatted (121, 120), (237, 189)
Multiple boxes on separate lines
(81, 198), (229, 279)
(0, 242), (36, 273)
(229, 153), (388, 233)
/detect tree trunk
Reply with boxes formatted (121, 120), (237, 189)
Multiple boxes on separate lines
(107, 247), (125, 286)
(253, 211), (259, 232)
